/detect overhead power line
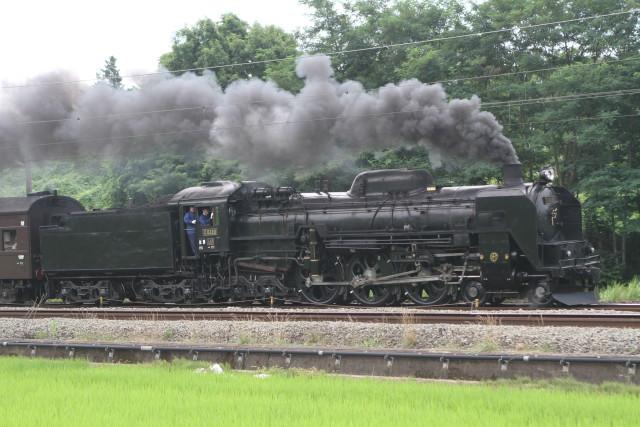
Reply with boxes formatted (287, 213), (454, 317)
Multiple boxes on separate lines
(11, 85), (640, 130)
(483, 88), (640, 108)
(7, 113), (640, 162)
(1, 9), (636, 90)
(13, 56), (640, 127)
(504, 112), (640, 126)
(426, 56), (639, 85)
(15, 105), (208, 126)
(4, 105), (638, 152)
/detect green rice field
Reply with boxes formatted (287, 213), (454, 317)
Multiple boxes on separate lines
(0, 357), (638, 426)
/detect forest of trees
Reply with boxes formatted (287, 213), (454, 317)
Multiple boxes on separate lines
(1, 0), (638, 282)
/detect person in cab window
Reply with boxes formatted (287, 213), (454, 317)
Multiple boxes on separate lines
(183, 206), (197, 255)
(199, 208), (212, 226)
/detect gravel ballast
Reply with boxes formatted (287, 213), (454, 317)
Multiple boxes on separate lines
(1, 317), (638, 356)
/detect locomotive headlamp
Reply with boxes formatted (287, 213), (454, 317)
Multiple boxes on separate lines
(539, 166), (555, 183)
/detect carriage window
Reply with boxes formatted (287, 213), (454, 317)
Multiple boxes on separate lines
(2, 230), (17, 251)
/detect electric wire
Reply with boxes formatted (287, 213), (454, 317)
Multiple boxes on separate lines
(1, 9), (637, 160)
(483, 88), (640, 108)
(12, 63), (640, 127)
(13, 110), (638, 164)
(4, 109), (638, 155)
(1, 9), (636, 90)
(504, 112), (640, 126)
(15, 105), (208, 126)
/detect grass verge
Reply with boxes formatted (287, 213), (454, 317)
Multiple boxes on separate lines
(0, 357), (639, 426)
(599, 276), (640, 302)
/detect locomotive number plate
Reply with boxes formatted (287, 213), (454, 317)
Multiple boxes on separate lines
(202, 227), (218, 237)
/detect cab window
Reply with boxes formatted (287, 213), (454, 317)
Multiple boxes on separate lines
(198, 207), (214, 226)
(2, 230), (17, 251)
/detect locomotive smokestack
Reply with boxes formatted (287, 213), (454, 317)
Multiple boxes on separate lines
(503, 163), (524, 187)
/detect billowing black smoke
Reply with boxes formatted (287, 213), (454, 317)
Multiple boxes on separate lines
(212, 55), (518, 169)
(0, 71), (221, 165)
(0, 55), (517, 170)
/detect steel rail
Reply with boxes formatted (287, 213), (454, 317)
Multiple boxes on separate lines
(3, 308), (640, 327)
(1, 340), (638, 384)
(3, 302), (640, 311)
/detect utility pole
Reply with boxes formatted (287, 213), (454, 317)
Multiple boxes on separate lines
(25, 161), (32, 194)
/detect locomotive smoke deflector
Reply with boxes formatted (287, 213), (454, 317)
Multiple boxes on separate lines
(503, 163), (524, 187)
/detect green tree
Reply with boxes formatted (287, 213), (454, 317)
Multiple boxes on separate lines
(160, 14), (300, 90)
(301, 0), (467, 87)
(96, 56), (123, 89)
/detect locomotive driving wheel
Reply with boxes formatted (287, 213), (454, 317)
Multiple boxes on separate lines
(401, 263), (450, 306)
(348, 254), (394, 306)
(403, 281), (449, 306)
(295, 264), (342, 305)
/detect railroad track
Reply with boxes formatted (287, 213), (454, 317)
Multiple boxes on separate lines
(3, 307), (640, 327)
(3, 302), (640, 311)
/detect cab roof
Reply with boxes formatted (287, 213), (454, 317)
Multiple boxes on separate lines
(168, 181), (241, 205)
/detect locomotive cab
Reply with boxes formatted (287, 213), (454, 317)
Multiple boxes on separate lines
(175, 203), (229, 256)
(169, 181), (236, 258)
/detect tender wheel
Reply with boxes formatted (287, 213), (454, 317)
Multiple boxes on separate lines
(527, 281), (553, 307)
(61, 280), (101, 304)
(296, 268), (342, 305)
(460, 281), (487, 305)
(348, 256), (393, 306)
(0, 280), (22, 304)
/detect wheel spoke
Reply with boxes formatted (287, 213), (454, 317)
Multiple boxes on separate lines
(404, 281), (449, 305)
(297, 268), (341, 305)
(348, 255), (393, 306)
(352, 284), (391, 306)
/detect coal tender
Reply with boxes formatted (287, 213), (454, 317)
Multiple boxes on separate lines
(26, 164), (599, 306)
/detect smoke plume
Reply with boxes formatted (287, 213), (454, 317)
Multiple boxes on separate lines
(0, 55), (517, 170)
(0, 71), (221, 165)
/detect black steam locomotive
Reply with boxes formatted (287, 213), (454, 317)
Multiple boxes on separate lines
(0, 163), (599, 306)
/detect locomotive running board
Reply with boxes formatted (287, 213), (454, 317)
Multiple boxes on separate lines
(552, 291), (599, 306)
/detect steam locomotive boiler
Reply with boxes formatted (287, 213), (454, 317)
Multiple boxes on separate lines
(0, 163), (599, 306)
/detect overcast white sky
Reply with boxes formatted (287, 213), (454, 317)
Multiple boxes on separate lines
(0, 0), (311, 84)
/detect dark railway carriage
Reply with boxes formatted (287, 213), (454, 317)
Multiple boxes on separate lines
(0, 191), (84, 303)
